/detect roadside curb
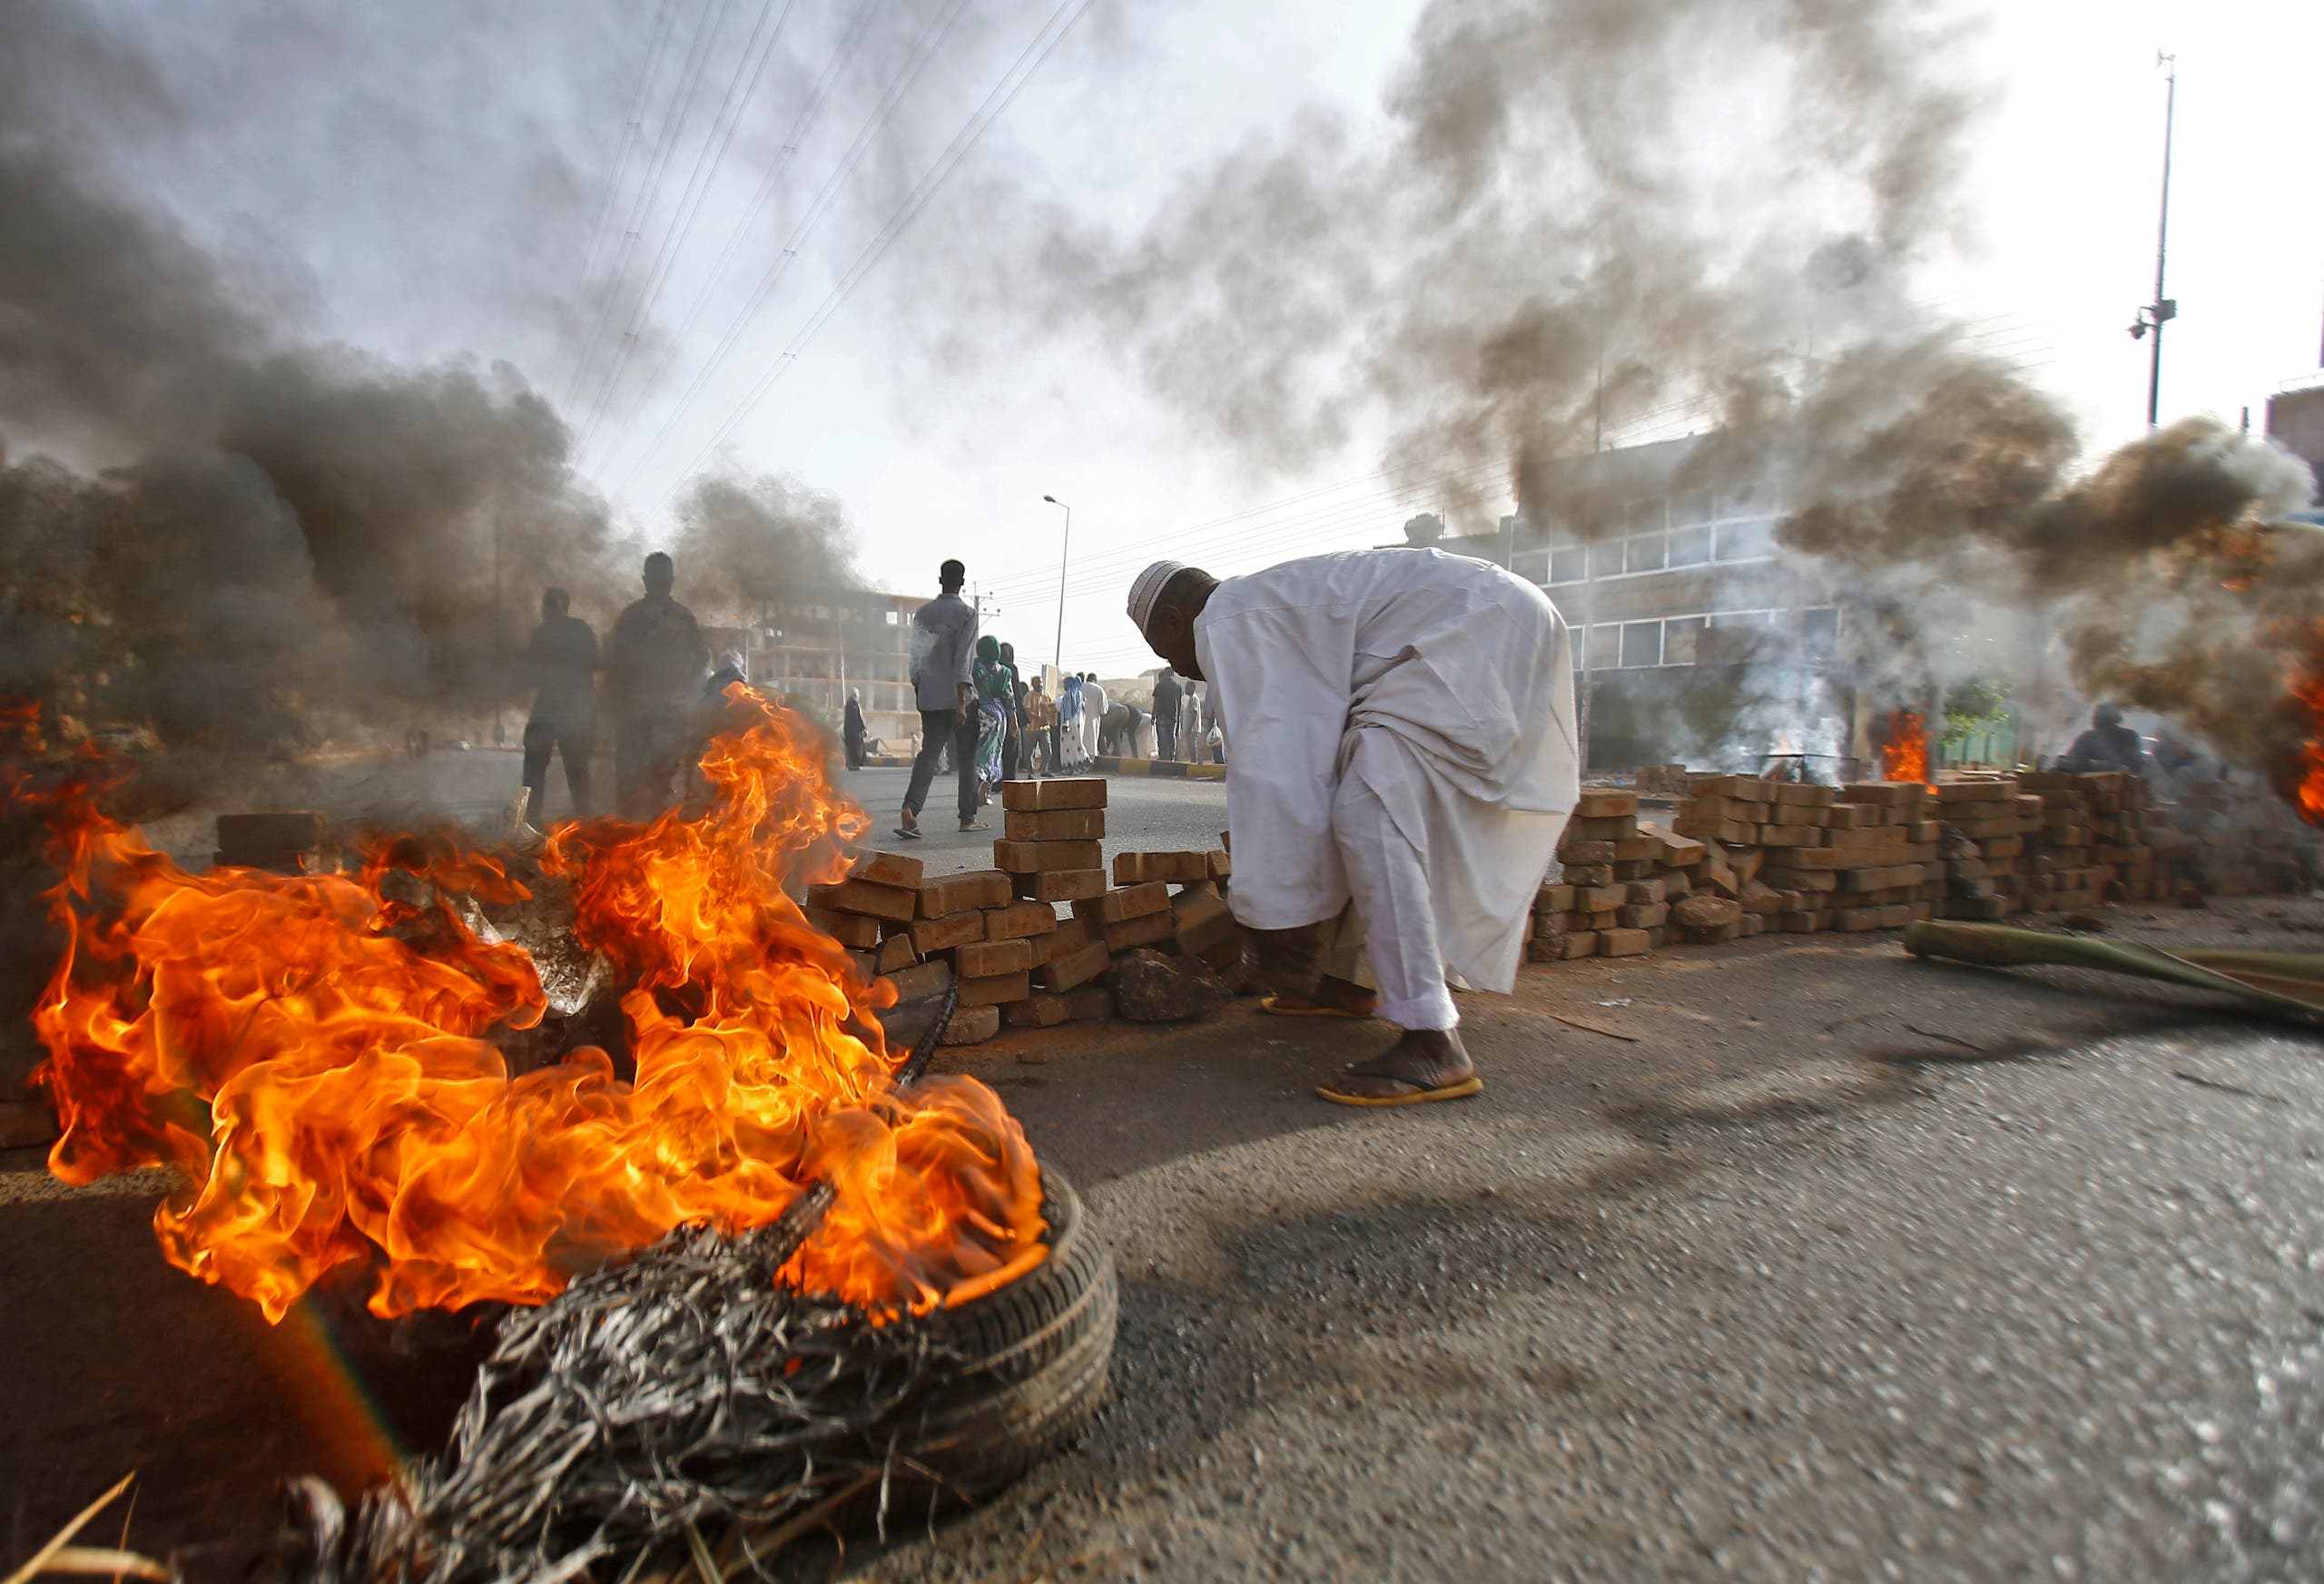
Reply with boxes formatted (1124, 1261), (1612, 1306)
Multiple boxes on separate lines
(1097, 758), (1226, 781)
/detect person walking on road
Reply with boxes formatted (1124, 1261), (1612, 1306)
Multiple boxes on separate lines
(519, 585), (598, 825)
(1027, 676), (1058, 776)
(1058, 673), (1084, 769)
(606, 552), (707, 821)
(899, 558), (982, 837)
(842, 687), (867, 770)
(1153, 666), (1183, 760)
(1078, 674), (1108, 764)
(1128, 548), (1578, 1107)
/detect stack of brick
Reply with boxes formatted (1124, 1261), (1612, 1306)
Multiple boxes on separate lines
(1113, 849), (1244, 976)
(2014, 772), (2160, 907)
(2162, 780), (2313, 897)
(807, 852), (1052, 1045)
(1912, 778), (2043, 919)
(1529, 791), (1709, 959)
(1661, 776), (1946, 935)
(1632, 764), (1690, 797)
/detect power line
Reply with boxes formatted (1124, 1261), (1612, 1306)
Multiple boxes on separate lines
(555, 0), (682, 396)
(606, 0), (977, 501)
(651, 0), (1100, 505)
(598, 0), (888, 493)
(564, 0), (734, 413)
(575, 0), (802, 457)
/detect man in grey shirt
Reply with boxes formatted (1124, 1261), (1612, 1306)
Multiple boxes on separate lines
(898, 557), (983, 836)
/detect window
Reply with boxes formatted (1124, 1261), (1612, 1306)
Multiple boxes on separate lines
(1717, 482), (1765, 518)
(1669, 488), (1711, 526)
(1802, 606), (1839, 662)
(1549, 545), (1590, 585)
(1714, 518), (1776, 562)
(1710, 609), (1773, 629)
(1623, 497), (1662, 535)
(1620, 621), (1663, 668)
(1668, 525), (1711, 567)
(1624, 532), (1668, 574)
(1512, 548), (1551, 585)
(885, 610), (901, 625)
(1586, 624), (1620, 670)
(1663, 616), (1706, 664)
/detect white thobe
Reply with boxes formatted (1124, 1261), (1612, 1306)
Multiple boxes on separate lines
(1195, 548), (1579, 1028)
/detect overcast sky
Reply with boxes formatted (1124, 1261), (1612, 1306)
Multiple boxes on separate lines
(54, 0), (2324, 678)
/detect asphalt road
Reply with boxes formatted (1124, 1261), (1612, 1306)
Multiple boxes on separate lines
(5, 753), (2323, 1581)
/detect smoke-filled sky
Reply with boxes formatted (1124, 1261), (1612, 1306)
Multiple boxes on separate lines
(5, 0), (2321, 694)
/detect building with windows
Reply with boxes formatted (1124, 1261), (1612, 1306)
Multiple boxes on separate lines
(702, 590), (926, 750)
(1445, 435), (1855, 772)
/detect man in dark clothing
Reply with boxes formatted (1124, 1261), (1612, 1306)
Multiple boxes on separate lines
(520, 585), (598, 824)
(1152, 666), (1183, 760)
(1103, 700), (1140, 757)
(998, 641), (1025, 782)
(605, 551), (707, 821)
(842, 688), (867, 770)
(900, 558), (981, 837)
(2054, 703), (2147, 775)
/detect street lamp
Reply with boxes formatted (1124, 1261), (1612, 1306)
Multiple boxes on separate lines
(1042, 494), (1071, 680)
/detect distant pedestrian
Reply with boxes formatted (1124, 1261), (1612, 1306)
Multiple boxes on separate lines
(519, 585), (598, 825)
(843, 687), (867, 770)
(1078, 674), (1108, 763)
(1153, 666), (1183, 760)
(2054, 703), (2148, 775)
(972, 635), (1013, 792)
(606, 552), (707, 821)
(998, 641), (1026, 783)
(1027, 677), (1058, 776)
(900, 557), (982, 837)
(1057, 673), (1083, 769)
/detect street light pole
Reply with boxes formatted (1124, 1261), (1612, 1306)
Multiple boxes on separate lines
(2129, 53), (2179, 428)
(1042, 494), (1072, 680)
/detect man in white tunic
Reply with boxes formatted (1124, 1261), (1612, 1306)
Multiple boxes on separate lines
(1128, 548), (1579, 1105)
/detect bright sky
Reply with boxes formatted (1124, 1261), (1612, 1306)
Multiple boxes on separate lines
(86, 0), (2324, 678)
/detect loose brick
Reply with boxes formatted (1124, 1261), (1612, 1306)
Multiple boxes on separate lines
(1617, 902), (1669, 929)
(1005, 994), (1072, 1028)
(908, 911), (987, 956)
(879, 959), (953, 1003)
(806, 907), (882, 949)
(1599, 928), (1652, 957)
(917, 869), (1012, 917)
(1535, 882), (1578, 913)
(995, 839), (1103, 873)
(808, 878), (917, 922)
(1574, 789), (1640, 818)
(1114, 851), (1212, 885)
(1030, 917), (1095, 964)
(1037, 940), (1112, 992)
(1207, 849), (1232, 881)
(852, 850), (925, 890)
(1101, 912), (1178, 952)
(956, 938), (1034, 977)
(1557, 930), (1600, 959)
(1624, 877), (1667, 905)
(982, 901), (1059, 940)
(960, 970), (1032, 1008)
(939, 1003), (1001, 1045)
(1561, 863), (1614, 886)
(1613, 834), (1665, 863)
(875, 933), (919, 974)
(1075, 881), (1170, 924)
(1014, 868), (1108, 903)
(1773, 782), (1838, 807)
(1004, 808), (1106, 841)
(1558, 839), (1619, 865)
(1000, 777), (1108, 812)
(1564, 814), (1638, 841)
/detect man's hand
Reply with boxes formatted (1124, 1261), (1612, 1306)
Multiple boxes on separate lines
(955, 681), (972, 727)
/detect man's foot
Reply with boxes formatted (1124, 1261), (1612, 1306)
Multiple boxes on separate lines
(1315, 1028), (1481, 1107)
(1260, 975), (1378, 1019)
(896, 808), (923, 840)
(959, 818), (990, 831)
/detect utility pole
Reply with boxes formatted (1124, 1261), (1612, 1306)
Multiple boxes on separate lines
(2129, 54), (2178, 428)
(1043, 495), (1071, 682)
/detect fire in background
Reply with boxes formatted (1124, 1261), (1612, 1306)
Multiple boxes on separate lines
(18, 690), (1046, 1323)
(1879, 710), (1931, 785)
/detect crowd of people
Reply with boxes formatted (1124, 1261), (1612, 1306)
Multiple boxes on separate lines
(891, 558), (1226, 837)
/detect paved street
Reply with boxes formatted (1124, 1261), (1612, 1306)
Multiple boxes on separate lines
(5, 755), (2322, 1581)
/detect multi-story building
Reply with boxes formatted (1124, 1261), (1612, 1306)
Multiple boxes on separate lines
(1443, 435), (1854, 772)
(702, 590), (925, 749)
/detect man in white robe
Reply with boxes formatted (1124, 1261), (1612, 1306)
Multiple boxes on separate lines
(1128, 548), (1579, 1105)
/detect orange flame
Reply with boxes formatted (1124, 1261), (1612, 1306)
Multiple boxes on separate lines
(2275, 628), (2324, 827)
(1879, 709), (1930, 784)
(19, 689), (1045, 1323)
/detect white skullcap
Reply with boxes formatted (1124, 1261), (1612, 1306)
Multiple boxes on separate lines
(1127, 560), (1188, 632)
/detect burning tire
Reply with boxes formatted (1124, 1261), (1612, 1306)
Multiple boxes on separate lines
(887, 1166), (1118, 1503)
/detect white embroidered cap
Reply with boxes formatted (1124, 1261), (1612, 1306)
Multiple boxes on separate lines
(1126, 559), (1187, 633)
